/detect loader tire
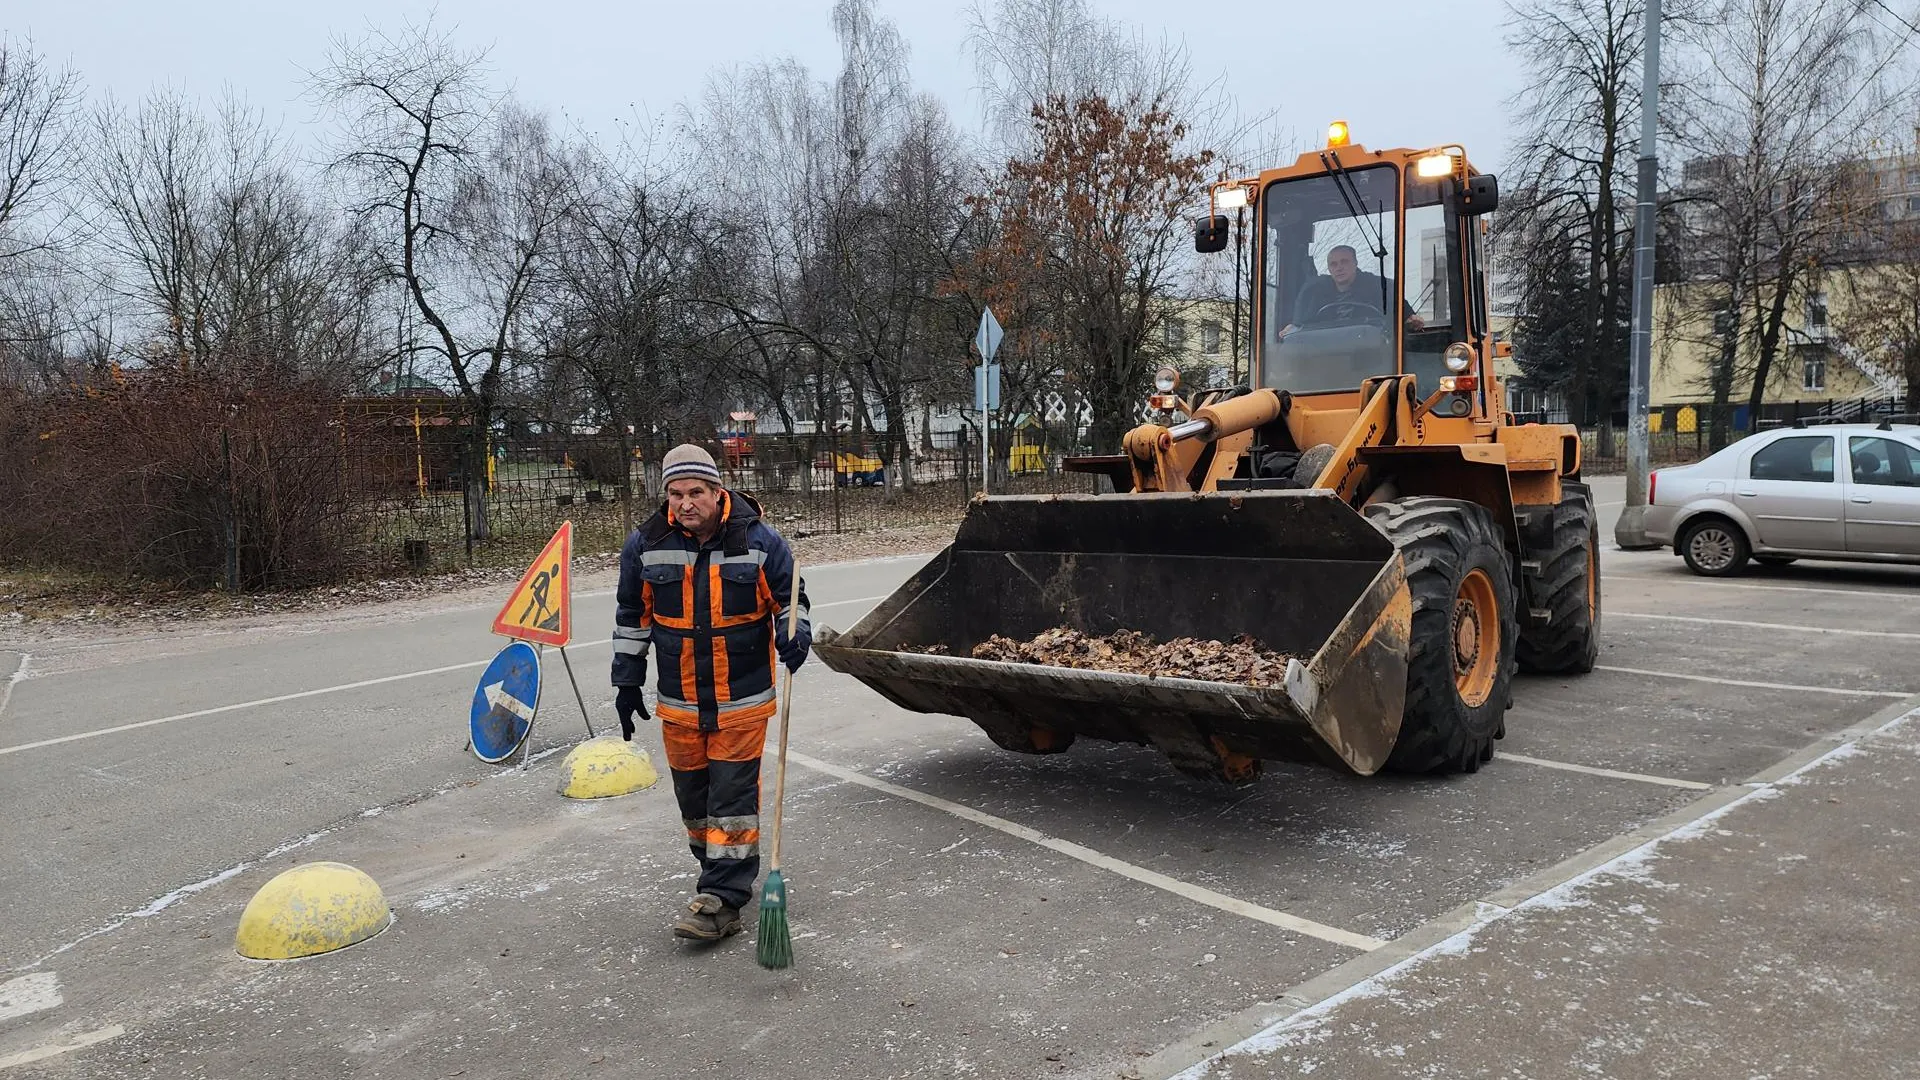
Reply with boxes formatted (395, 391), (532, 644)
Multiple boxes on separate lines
(1517, 482), (1600, 674)
(1294, 443), (1338, 486)
(1364, 497), (1517, 775)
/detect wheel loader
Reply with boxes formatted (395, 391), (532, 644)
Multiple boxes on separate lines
(814, 126), (1600, 782)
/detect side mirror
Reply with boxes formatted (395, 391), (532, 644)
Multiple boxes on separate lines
(1195, 214), (1229, 253)
(1461, 174), (1499, 216)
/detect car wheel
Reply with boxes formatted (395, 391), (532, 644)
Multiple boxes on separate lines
(1681, 518), (1750, 576)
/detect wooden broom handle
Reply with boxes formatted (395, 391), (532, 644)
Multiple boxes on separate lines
(767, 563), (801, 871)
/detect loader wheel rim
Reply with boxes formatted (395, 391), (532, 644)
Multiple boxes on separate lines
(1452, 568), (1500, 708)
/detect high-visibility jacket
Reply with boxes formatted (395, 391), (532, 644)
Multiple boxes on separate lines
(612, 490), (808, 730)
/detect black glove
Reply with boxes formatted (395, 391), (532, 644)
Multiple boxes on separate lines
(776, 619), (812, 674)
(614, 685), (648, 741)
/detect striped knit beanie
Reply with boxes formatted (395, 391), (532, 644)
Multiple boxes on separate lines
(661, 443), (722, 486)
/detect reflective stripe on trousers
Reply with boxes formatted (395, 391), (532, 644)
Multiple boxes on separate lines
(661, 719), (768, 910)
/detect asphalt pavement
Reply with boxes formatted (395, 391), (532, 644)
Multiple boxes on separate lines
(4, 474), (1919, 1078)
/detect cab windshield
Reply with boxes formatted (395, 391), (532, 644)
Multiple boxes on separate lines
(1259, 163), (1403, 393)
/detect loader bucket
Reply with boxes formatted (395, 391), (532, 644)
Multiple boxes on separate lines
(813, 491), (1413, 777)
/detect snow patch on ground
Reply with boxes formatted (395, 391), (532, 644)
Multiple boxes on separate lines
(1180, 704), (1920, 1078)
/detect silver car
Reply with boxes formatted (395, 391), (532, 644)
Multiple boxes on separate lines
(1644, 422), (1920, 575)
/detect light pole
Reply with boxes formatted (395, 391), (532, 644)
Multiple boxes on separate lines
(1615, 0), (1663, 549)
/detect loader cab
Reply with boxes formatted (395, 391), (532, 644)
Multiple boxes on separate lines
(1214, 140), (1498, 411)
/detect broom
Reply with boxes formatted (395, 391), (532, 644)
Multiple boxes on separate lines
(756, 564), (802, 970)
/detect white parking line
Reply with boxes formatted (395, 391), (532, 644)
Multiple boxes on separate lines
(0, 654), (520, 758)
(1164, 702), (1920, 1080)
(1609, 611), (1920, 640)
(789, 750), (1388, 952)
(0, 1026), (126, 1071)
(1606, 573), (1920, 600)
(0, 652), (25, 720)
(1497, 752), (1716, 791)
(1594, 664), (1912, 699)
(0, 595), (891, 758)
(0, 973), (61, 1022)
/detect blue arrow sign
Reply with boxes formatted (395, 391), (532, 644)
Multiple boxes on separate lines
(975, 307), (1004, 363)
(470, 641), (541, 763)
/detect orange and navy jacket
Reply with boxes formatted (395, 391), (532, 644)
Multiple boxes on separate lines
(611, 490), (809, 731)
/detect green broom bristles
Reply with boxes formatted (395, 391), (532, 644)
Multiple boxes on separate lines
(756, 869), (792, 969)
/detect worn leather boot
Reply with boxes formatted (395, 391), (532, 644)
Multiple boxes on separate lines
(672, 893), (743, 940)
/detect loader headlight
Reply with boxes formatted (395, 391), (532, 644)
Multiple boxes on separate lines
(1443, 343), (1474, 373)
(1155, 366), (1181, 393)
(1213, 185), (1249, 212)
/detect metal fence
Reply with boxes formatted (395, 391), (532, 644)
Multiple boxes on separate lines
(1543, 397), (1912, 473)
(340, 411), (1099, 573)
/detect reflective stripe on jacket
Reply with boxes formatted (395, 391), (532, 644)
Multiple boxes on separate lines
(611, 490), (809, 731)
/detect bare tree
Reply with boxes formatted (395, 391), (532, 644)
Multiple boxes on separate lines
(957, 93), (1214, 453)
(0, 37), (86, 388)
(87, 91), (382, 384)
(316, 23), (580, 537)
(1837, 212), (1920, 405)
(680, 56), (836, 437)
(817, 1), (978, 487)
(537, 138), (714, 518)
(1500, 0), (1650, 426)
(1667, 0), (1916, 442)
(965, 0), (1200, 151)
(0, 36), (83, 263)
(677, 1), (983, 490)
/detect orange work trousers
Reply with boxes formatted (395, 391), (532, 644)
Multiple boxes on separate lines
(660, 719), (768, 909)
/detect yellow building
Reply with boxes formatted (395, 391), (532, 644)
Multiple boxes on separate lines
(1153, 297), (1245, 386)
(1650, 279), (1902, 415)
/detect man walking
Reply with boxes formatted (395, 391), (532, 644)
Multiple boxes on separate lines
(612, 443), (810, 940)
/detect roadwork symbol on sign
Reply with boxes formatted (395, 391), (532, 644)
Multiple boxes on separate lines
(492, 521), (572, 646)
(471, 641), (542, 763)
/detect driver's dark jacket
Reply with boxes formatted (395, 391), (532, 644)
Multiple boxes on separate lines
(1291, 271), (1417, 326)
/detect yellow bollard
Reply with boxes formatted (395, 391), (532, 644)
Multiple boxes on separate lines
(235, 862), (392, 960)
(557, 736), (659, 800)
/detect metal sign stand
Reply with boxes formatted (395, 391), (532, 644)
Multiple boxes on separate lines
(980, 403), (991, 497)
(975, 308), (1004, 498)
(521, 645), (544, 769)
(558, 646), (595, 738)
(519, 644), (601, 770)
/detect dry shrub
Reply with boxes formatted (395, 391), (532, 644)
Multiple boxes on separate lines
(568, 440), (630, 486)
(0, 372), (374, 589)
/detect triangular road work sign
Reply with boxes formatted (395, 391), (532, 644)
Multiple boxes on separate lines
(492, 521), (572, 646)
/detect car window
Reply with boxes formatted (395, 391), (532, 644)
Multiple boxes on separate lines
(1749, 435), (1835, 482)
(1848, 436), (1920, 487)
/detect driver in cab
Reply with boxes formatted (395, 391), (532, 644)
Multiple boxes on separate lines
(1278, 244), (1424, 339)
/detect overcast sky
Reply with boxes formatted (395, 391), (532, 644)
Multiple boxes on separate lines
(3, 0), (1530, 173)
